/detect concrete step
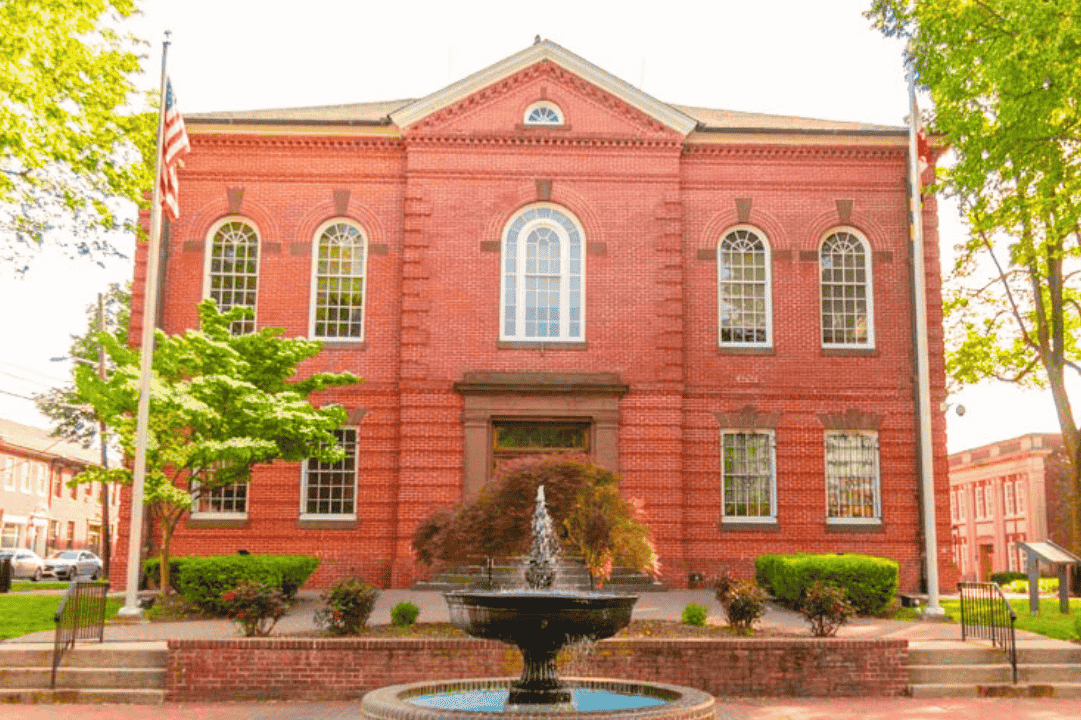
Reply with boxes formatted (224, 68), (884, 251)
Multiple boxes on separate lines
(0, 688), (164, 704)
(910, 664), (1013, 684)
(0, 666), (165, 690)
(910, 645), (1081, 666)
(910, 682), (1081, 698)
(0, 646), (167, 669)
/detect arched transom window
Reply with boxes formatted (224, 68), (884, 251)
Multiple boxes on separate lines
(501, 205), (584, 342)
(205, 217), (259, 334)
(718, 227), (771, 346)
(523, 101), (564, 126)
(820, 230), (874, 348)
(311, 220), (367, 340)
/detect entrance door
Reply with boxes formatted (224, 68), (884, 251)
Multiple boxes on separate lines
(491, 420), (590, 475)
(978, 544), (994, 581)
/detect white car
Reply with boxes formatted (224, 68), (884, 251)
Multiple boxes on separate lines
(44, 550), (103, 581)
(0, 549), (47, 581)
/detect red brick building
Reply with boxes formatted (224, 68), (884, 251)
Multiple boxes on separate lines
(949, 433), (1069, 580)
(115, 41), (951, 591)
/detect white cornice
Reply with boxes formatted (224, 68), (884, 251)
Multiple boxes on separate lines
(389, 40), (698, 136)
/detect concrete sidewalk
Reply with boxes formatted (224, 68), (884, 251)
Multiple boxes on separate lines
(4, 588), (1067, 646)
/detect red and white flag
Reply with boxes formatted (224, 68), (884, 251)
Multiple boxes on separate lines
(160, 79), (190, 221)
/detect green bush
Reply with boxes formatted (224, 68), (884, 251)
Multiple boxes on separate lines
(315, 577), (379, 635)
(756, 553), (898, 615)
(990, 571), (1027, 586)
(682, 603), (708, 627)
(800, 581), (855, 637)
(141, 557), (183, 590)
(391, 601), (420, 627)
(166, 554), (320, 615)
(1004, 578), (1059, 594)
(221, 580), (288, 637)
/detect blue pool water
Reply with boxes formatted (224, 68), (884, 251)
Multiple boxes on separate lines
(410, 688), (666, 712)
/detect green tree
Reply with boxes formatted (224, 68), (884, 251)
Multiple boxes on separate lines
(73, 300), (362, 594)
(1, 0), (155, 273)
(868, 0), (1081, 552)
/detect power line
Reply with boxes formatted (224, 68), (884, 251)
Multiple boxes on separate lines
(0, 387), (36, 401)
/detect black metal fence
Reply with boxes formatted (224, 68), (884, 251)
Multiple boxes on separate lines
(958, 581), (1017, 683)
(51, 580), (109, 688)
(0, 557), (11, 593)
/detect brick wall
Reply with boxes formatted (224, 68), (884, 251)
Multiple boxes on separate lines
(165, 637), (908, 701)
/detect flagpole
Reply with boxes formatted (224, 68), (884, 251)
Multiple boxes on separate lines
(118, 31), (171, 618)
(907, 54), (945, 619)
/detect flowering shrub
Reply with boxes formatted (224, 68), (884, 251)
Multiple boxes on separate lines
(800, 581), (855, 637)
(682, 603), (708, 627)
(715, 574), (767, 633)
(391, 601), (420, 627)
(220, 580), (289, 637)
(315, 577), (379, 635)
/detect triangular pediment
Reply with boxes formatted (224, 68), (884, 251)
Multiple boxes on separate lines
(389, 40), (697, 136)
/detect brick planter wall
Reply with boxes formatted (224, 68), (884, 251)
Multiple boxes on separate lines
(166, 637), (908, 701)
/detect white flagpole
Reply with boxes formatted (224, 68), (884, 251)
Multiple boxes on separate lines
(118, 31), (171, 618)
(907, 54), (945, 618)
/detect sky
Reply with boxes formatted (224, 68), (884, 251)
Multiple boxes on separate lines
(0, 0), (1074, 453)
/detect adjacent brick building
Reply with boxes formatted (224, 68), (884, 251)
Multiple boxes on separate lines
(948, 433), (1069, 580)
(115, 41), (951, 590)
(0, 418), (118, 556)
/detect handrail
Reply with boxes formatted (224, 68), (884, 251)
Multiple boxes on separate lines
(958, 581), (1017, 684)
(51, 580), (110, 688)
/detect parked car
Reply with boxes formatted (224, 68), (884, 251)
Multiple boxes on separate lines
(44, 550), (103, 581)
(0, 549), (47, 581)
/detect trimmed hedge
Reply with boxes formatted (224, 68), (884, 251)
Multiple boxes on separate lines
(990, 571), (1027, 586)
(142, 554), (320, 615)
(755, 553), (899, 615)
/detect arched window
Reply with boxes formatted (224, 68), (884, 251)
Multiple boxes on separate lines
(819, 229), (874, 348)
(523, 101), (564, 126)
(718, 226), (771, 347)
(500, 205), (584, 342)
(205, 217), (259, 334)
(311, 219), (367, 340)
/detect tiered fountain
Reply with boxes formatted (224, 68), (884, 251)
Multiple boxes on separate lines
(360, 486), (715, 718)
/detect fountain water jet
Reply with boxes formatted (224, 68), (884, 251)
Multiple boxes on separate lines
(360, 485), (715, 718)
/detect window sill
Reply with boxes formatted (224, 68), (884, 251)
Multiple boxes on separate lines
(821, 346), (878, 357)
(825, 518), (883, 533)
(719, 518), (779, 532)
(187, 516), (249, 529)
(497, 341), (587, 351)
(316, 340), (368, 351)
(717, 346), (774, 356)
(297, 516), (357, 530)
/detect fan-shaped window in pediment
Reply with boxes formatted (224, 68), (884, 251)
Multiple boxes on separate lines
(524, 101), (564, 126)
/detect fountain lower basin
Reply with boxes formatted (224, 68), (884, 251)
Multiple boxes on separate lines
(361, 678), (716, 719)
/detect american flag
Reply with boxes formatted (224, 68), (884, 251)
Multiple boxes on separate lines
(160, 79), (191, 221)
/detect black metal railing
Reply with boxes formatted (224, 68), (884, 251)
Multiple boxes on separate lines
(51, 580), (109, 688)
(958, 581), (1017, 683)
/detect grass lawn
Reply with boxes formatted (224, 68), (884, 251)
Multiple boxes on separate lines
(922, 597), (1081, 642)
(0, 594), (123, 640)
(10, 581), (71, 592)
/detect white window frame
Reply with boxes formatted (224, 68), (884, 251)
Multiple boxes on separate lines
(203, 216), (261, 334)
(299, 427), (358, 520)
(819, 228), (875, 349)
(720, 430), (777, 523)
(1004, 481), (1015, 516)
(190, 480), (248, 520)
(824, 430), (881, 524)
(499, 204), (586, 343)
(1015, 479), (1025, 514)
(717, 225), (772, 348)
(20, 462), (30, 493)
(310, 219), (368, 342)
(975, 484), (986, 518)
(523, 101), (564, 126)
(2, 456), (13, 491)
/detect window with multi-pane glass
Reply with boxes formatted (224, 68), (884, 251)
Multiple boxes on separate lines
(207, 219), (259, 334)
(824, 432), (880, 520)
(721, 431), (775, 520)
(193, 482), (247, 516)
(302, 428), (357, 517)
(820, 231), (872, 347)
(718, 229), (770, 346)
(313, 222), (366, 340)
(502, 206), (583, 342)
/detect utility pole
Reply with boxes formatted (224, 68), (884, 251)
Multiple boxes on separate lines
(97, 293), (111, 577)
